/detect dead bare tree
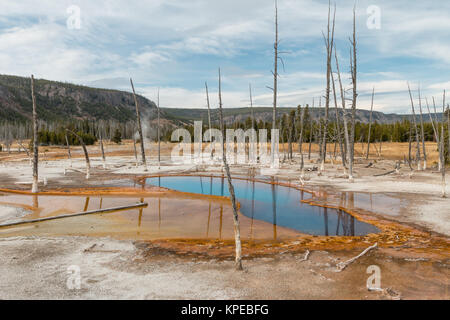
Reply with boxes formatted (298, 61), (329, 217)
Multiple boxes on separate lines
(297, 105), (305, 176)
(407, 83), (422, 170)
(331, 68), (346, 170)
(320, 1), (336, 172)
(348, 6), (358, 182)
(287, 111), (294, 162)
(270, 0), (280, 167)
(418, 86), (427, 169)
(440, 91), (446, 198)
(130, 78), (147, 169)
(249, 83), (257, 164)
(218, 68), (243, 271)
(426, 97), (438, 136)
(366, 87), (375, 160)
(205, 81), (213, 159)
(133, 136), (138, 167)
(249, 83), (255, 132)
(66, 129), (91, 179)
(31, 75), (39, 193)
(335, 46), (352, 180)
(408, 125), (413, 170)
(18, 140), (31, 165)
(318, 98), (323, 165)
(308, 98), (314, 160)
(65, 133), (72, 167)
(447, 103), (450, 165)
(99, 133), (106, 169)
(426, 97), (440, 170)
(379, 136), (383, 158)
(157, 87), (161, 169)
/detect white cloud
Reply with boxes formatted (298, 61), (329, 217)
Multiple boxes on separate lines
(1, 0), (449, 113)
(428, 81), (450, 91)
(130, 50), (171, 66)
(0, 24), (97, 80)
(138, 86), (248, 109)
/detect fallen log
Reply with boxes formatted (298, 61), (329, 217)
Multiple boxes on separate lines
(373, 162), (401, 177)
(365, 162), (374, 168)
(335, 243), (378, 272)
(0, 202), (148, 228)
(298, 250), (310, 262)
(373, 170), (396, 177)
(64, 168), (85, 174)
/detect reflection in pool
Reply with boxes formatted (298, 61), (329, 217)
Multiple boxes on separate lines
(146, 176), (379, 236)
(0, 193), (303, 241)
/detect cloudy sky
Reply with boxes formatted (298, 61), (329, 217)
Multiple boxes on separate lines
(1, 0), (449, 113)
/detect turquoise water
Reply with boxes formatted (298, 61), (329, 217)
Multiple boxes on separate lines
(146, 176), (379, 236)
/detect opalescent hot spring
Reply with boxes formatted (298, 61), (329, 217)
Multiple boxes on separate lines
(146, 176), (379, 236)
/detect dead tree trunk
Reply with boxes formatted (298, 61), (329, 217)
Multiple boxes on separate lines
(298, 105), (305, 175)
(281, 122), (286, 162)
(320, 1), (336, 172)
(218, 68), (243, 271)
(133, 136), (138, 167)
(379, 136), (383, 158)
(447, 103), (450, 165)
(271, 0), (279, 167)
(426, 98), (439, 168)
(130, 78), (147, 168)
(100, 134), (106, 169)
(407, 83), (422, 170)
(408, 125), (413, 170)
(318, 98), (323, 165)
(331, 68), (346, 170)
(441, 91), (447, 198)
(249, 83), (256, 164)
(418, 86), (427, 169)
(349, 6), (358, 182)
(430, 97), (441, 170)
(157, 88), (161, 168)
(308, 98), (314, 160)
(18, 140), (32, 165)
(31, 75), (39, 193)
(288, 112), (295, 162)
(335, 46), (352, 181)
(366, 87), (375, 160)
(66, 129), (91, 179)
(205, 82), (213, 159)
(249, 84), (255, 132)
(333, 128), (338, 160)
(65, 133), (72, 167)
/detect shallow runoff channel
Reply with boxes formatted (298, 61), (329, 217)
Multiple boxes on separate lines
(146, 176), (379, 237)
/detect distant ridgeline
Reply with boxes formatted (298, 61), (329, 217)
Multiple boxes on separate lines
(0, 74), (171, 146)
(0, 74), (448, 148)
(0, 74), (158, 122)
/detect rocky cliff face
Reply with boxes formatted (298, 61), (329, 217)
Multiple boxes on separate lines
(0, 75), (158, 122)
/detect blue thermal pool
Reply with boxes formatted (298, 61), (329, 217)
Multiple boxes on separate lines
(146, 176), (379, 236)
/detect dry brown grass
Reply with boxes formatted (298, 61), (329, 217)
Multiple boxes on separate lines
(1, 140), (441, 165)
(278, 142), (440, 164)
